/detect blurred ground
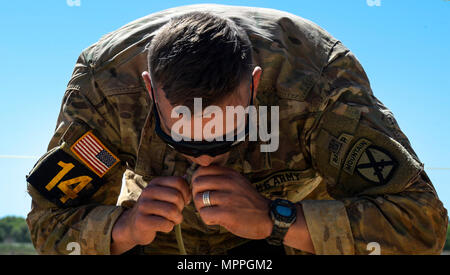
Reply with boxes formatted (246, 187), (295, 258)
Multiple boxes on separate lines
(0, 242), (37, 255)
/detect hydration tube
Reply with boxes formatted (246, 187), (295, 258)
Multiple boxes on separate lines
(175, 224), (187, 255)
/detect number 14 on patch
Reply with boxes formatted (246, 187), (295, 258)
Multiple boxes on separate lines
(45, 161), (92, 203)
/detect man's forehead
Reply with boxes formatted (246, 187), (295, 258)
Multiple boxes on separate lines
(155, 79), (251, 115)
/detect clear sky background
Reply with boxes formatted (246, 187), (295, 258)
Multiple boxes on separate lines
(0, 0), (449, 218)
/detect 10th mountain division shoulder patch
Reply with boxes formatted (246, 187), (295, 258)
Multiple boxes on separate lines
(343, 138), (398, 185)
(355, 145), (397, 185)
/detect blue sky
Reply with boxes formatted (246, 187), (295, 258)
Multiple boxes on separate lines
(0, 0), (449, 218)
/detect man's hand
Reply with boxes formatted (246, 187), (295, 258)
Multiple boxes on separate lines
(111, 176), (191, 255)
(191, 166), (273, 240)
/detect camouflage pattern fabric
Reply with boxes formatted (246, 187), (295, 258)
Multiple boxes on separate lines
(26, 4), (448, 255)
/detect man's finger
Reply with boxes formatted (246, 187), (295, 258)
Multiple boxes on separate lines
(137, 199), (183, 225)
(191, 165), (238, 183)
(148, 176), (191, 205)
(135, 213), (175, 234)
(191, 175), (232, 196)
(197, 206), (230, 226)
(193, 190), (232, 210)
(142, 185), (185, 211)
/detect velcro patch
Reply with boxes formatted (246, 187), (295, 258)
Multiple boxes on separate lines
(26, 147), (104, 207)
(329, 133), (354, 168)
(70, 131), (119, 178)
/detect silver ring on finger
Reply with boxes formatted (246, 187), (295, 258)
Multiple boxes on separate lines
(202, 191), (212, 207)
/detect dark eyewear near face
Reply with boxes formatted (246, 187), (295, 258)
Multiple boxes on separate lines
(150, 77), (254, 157)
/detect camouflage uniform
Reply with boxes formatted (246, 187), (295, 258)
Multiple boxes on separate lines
(26, 4), (448, 255)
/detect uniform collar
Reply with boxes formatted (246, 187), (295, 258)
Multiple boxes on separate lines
(135, 106), (166, 178)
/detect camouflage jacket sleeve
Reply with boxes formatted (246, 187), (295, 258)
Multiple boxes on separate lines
(26, 48), (127, 255)
(300, 42), (448, 255)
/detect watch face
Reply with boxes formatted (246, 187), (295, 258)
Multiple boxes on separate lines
(276, 205), (292, 217)
(271, 199), (297, 225)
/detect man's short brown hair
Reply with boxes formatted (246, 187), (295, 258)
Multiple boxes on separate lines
(148, 12), (254, 108)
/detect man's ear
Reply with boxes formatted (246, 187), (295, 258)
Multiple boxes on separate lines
(252, 66), (262, 100)
(142, 71), (153, 100)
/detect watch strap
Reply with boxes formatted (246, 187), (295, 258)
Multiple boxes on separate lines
(266, 223), (290, 246)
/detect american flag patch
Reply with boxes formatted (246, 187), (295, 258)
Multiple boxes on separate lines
(70, 131), (119, 177)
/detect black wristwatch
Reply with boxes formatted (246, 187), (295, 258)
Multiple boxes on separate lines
(266, 199), (297, 246)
